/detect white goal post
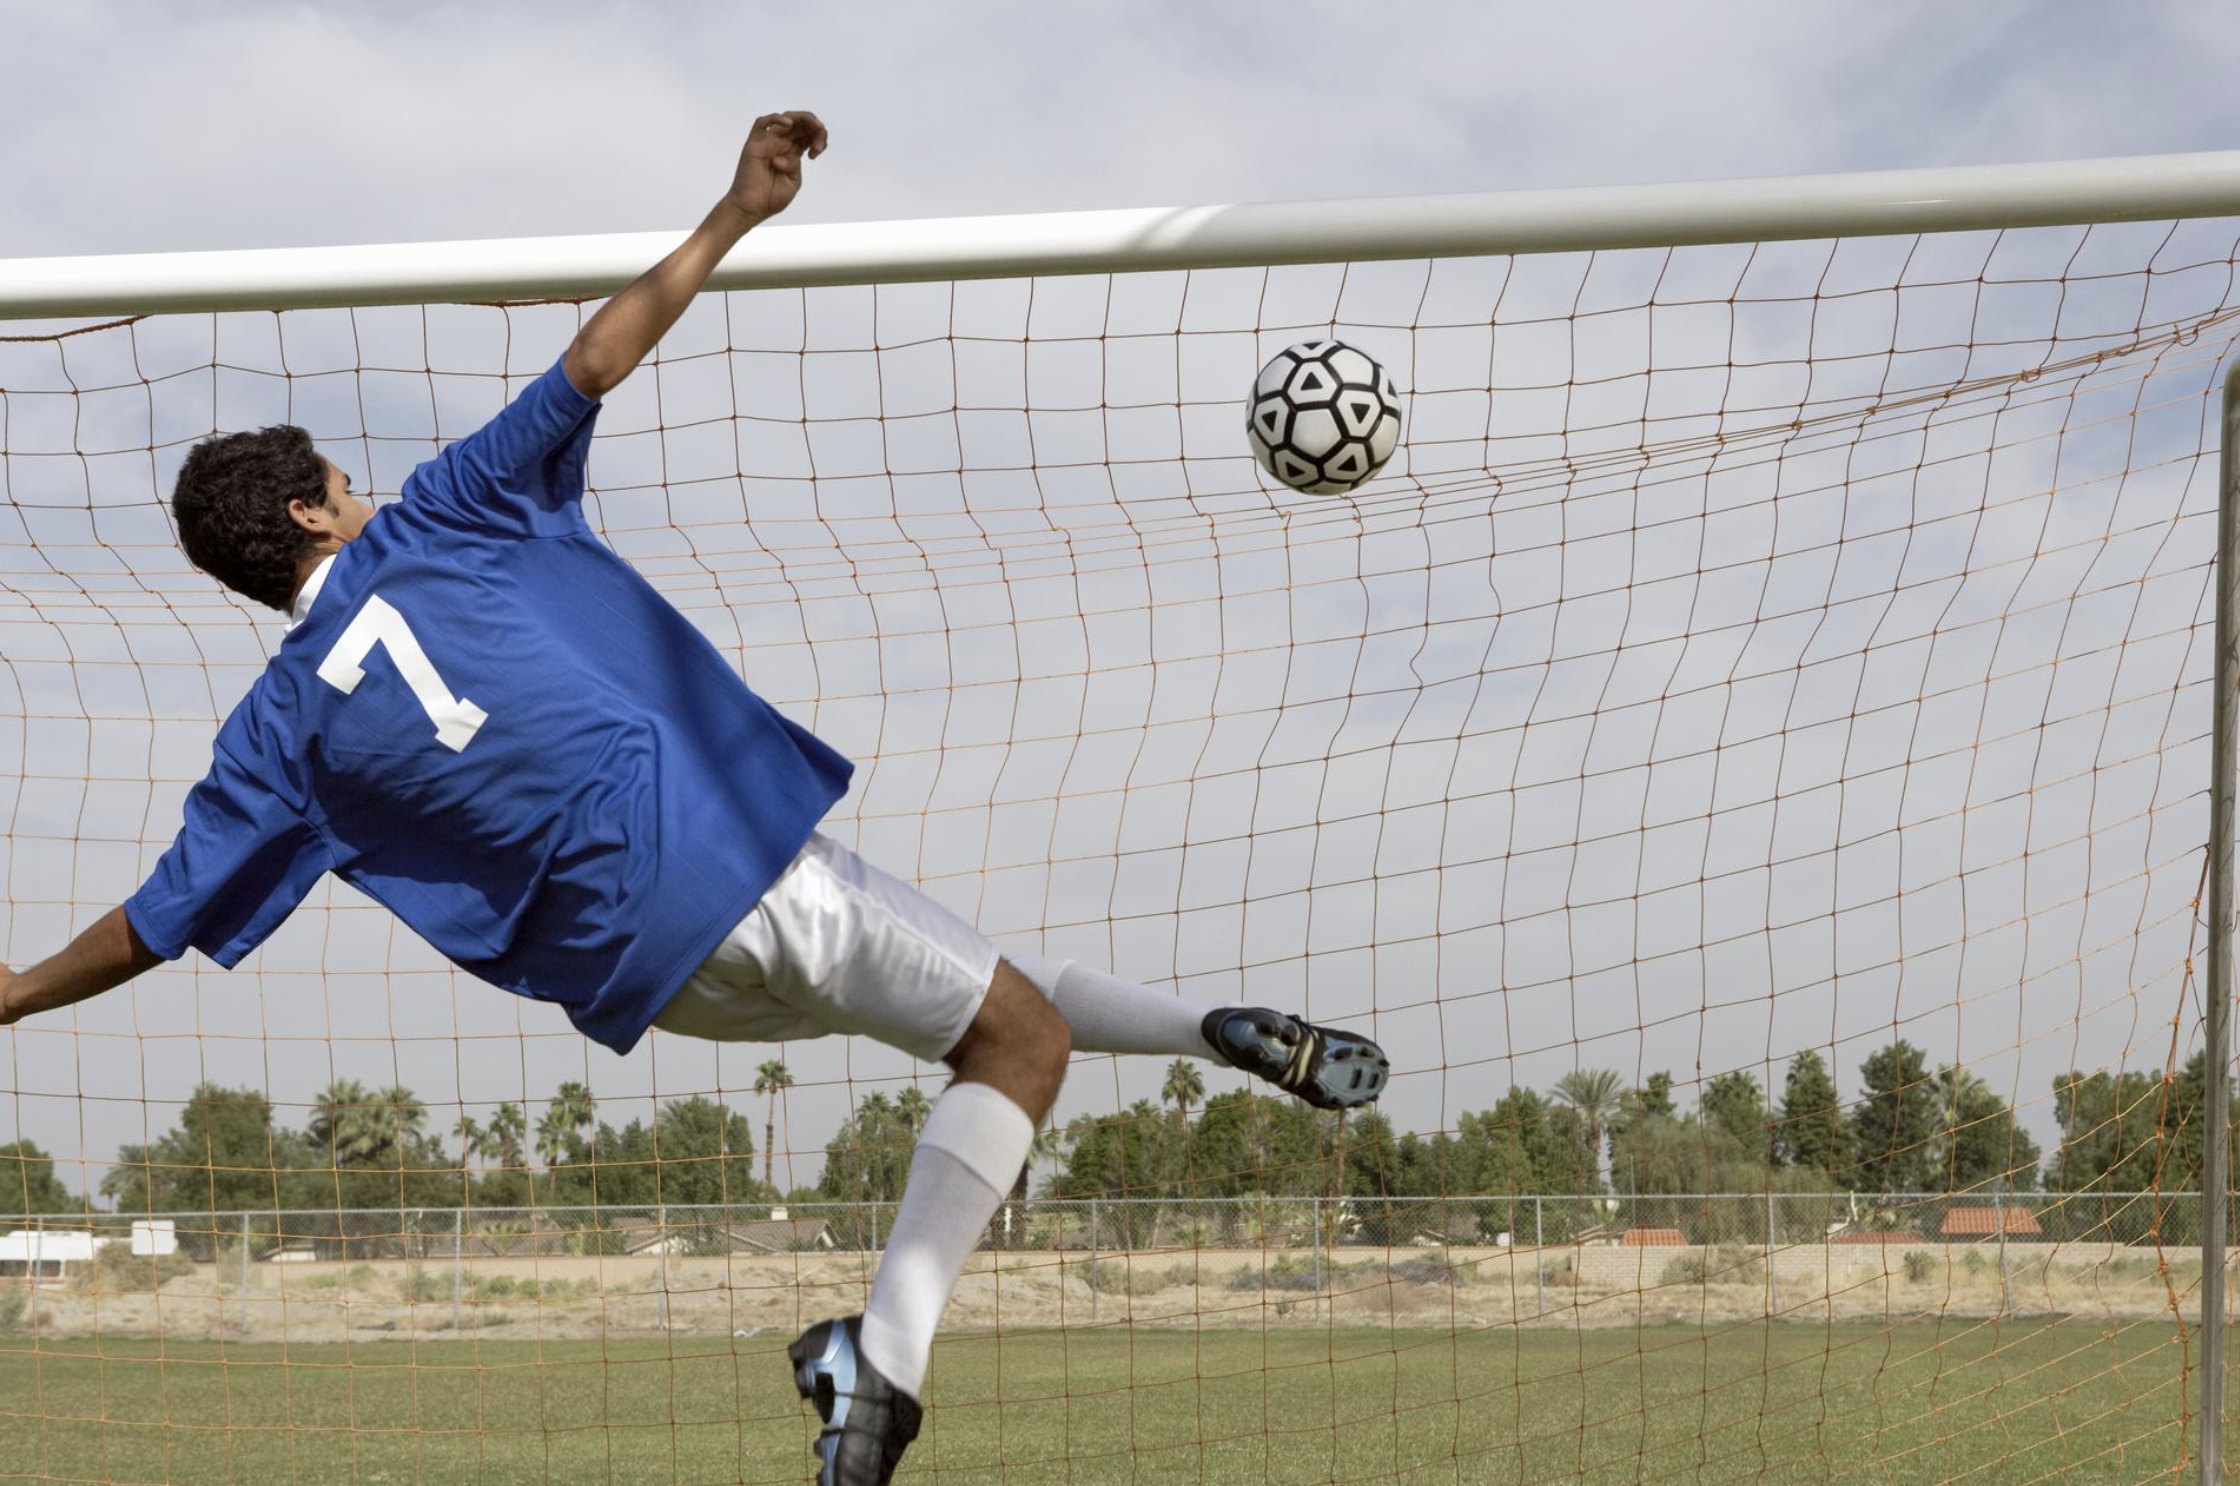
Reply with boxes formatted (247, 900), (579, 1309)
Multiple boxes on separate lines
(5, 150), (2240, 317)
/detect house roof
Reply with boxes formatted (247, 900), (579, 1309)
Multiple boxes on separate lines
(1619, 1228), (1687, 1246)
(1938, 1207), (2042, 1236)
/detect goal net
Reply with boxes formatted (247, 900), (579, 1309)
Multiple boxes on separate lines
(4, 162), (2240, 1484)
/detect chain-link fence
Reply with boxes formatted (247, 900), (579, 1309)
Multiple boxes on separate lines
(1, 1191), (2219, 1267)
(0, 1192), (2218, 1340)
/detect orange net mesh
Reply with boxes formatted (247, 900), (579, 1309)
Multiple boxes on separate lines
(3, 216), (2240, 1483)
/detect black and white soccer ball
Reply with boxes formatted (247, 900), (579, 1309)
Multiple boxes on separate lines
(1245, 339), (1402, 496)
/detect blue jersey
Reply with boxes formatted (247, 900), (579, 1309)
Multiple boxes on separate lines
(125, 358), (854, 1053)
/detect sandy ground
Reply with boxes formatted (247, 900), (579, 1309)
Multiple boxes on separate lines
(6, 1244), (2203, 1344)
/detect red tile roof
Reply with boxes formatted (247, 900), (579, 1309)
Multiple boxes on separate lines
(1938, 1207), (2042, 1236)
(1619, 1228), (1687, 1246)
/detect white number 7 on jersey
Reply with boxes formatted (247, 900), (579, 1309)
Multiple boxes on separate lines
(316, 595), (489, 751)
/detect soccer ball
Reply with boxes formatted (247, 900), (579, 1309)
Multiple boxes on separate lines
(1245, 339), (1402, 496)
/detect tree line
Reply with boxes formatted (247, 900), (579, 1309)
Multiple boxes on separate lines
(0, 1039), (2226, 1218)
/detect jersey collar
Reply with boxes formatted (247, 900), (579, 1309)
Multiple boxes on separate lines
(289, 554), (338, 632)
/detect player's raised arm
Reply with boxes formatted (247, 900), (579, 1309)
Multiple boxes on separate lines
(562, 111), (828, 401)
(0, 907), (164, 1027)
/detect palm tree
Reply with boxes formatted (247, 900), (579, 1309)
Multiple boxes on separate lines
(486, 1102), (528, 1173)
(1032, 1121), (1065, 1184)
(453, 1113), (486, 1167)
(369, 1086), (429, 1163)
(1933, 1065), (1994, 1189)
(895, 1086), (931, 1135)
(1162, 1059), (1206, 1125)
(998, 1119), (1067, 1249)
(553, 1081), (597, 1135)
(1003, 1120), (1066, 1204)
(309, 1079), (376, 1166)
(754, 1060), (794, 1192)
(310, 1081), (425, 1167)
(1553, 1068), (1626, 1182)
(535, 1106), (572, 1170)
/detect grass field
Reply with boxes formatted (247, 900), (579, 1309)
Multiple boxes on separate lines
(0, 1320), (2220, 1486)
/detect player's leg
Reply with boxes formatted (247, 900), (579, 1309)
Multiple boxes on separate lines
(1008, 954), (1391, 1110)
(853, 964), (1063, 1394)
(789, 966), (1065, 1486)
(689, 838), (1064, 1486)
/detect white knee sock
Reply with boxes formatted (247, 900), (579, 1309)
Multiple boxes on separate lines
(1010, 955), (1229, 1060)
(856, 1080), (1032, 1400)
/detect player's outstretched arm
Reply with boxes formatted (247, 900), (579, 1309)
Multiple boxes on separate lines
(562, 111), (829, 402)
(0, 907), (164, 1027)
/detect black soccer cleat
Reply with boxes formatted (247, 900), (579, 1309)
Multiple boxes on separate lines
(788, 1316), (923, 1486)
(1204, 1008), (1389, 1109)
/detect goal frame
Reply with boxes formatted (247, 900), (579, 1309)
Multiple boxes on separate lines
(5, 150), (2240, 318)
(6, 148), (2240, 1481)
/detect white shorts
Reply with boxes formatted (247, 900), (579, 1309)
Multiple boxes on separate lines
(650, 832), (1000, 1062)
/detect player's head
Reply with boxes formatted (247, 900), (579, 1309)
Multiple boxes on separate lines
(171, 427), (371, 611)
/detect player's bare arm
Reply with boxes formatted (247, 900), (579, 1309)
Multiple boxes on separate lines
(0, 907), (162, 1027)
(563, 111), (828, 401)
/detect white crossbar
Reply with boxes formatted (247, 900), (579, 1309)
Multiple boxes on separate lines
(5, 149), (2240, 319)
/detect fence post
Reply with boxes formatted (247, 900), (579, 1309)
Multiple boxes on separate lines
(1089, 1198), (1099, 1324)
(655, 1203), (670, 1331)
(1766, 1191), (1777, 1320)
(1311, 1195), (1323, 1320)
(452, 1209), (464, 1330)
(1997, 1212), (2010, 1315)
(1535, 1197), (1544, 1317)
(240, 1212), (250, 1294)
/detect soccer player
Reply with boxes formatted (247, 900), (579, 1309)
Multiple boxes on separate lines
(0, 113), (1389, 1486)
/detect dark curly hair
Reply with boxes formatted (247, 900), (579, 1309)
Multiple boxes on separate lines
(171, 425), (330, 612)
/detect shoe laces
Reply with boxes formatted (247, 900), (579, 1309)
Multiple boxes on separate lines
(1275, 1021), (1319, 1092)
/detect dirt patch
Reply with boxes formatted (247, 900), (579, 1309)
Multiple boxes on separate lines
(4, 1244), (2199, 1343)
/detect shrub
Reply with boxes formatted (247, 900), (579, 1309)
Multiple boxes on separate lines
(475, 1222), (530, 1257)
(1227, 1255), (1325, 1293)
(400, 1267), (449, 1304)
(80, 1241), (196, 1293)
(1077, 1260), (1197, 1297)
(470, 1273), (519, 1299)
(1663, 1245), (1767, 1288)
(2096, 1254), (2162, 1284)
(1901, 1250), (1937, 1284)
(1391, 1255), (1474, 1288)
(1070, 1264), (1209, 1299)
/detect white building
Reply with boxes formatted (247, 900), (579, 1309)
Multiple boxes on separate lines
(0, 1228), (98, 1286)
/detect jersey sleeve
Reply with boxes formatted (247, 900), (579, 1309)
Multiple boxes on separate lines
(402, 356), (603, 538)
(123, 742), (334, 967)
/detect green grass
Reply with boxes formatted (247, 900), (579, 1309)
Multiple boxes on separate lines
(0, 1321), (2221, 1485)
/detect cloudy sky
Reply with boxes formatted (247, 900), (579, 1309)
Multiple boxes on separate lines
(5, 0), (2240, 1207)
(5, 3), (2240, 259)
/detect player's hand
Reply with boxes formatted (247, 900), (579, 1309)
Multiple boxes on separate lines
(0, 968), (21, 1027)
(725, 111), (827, 224)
